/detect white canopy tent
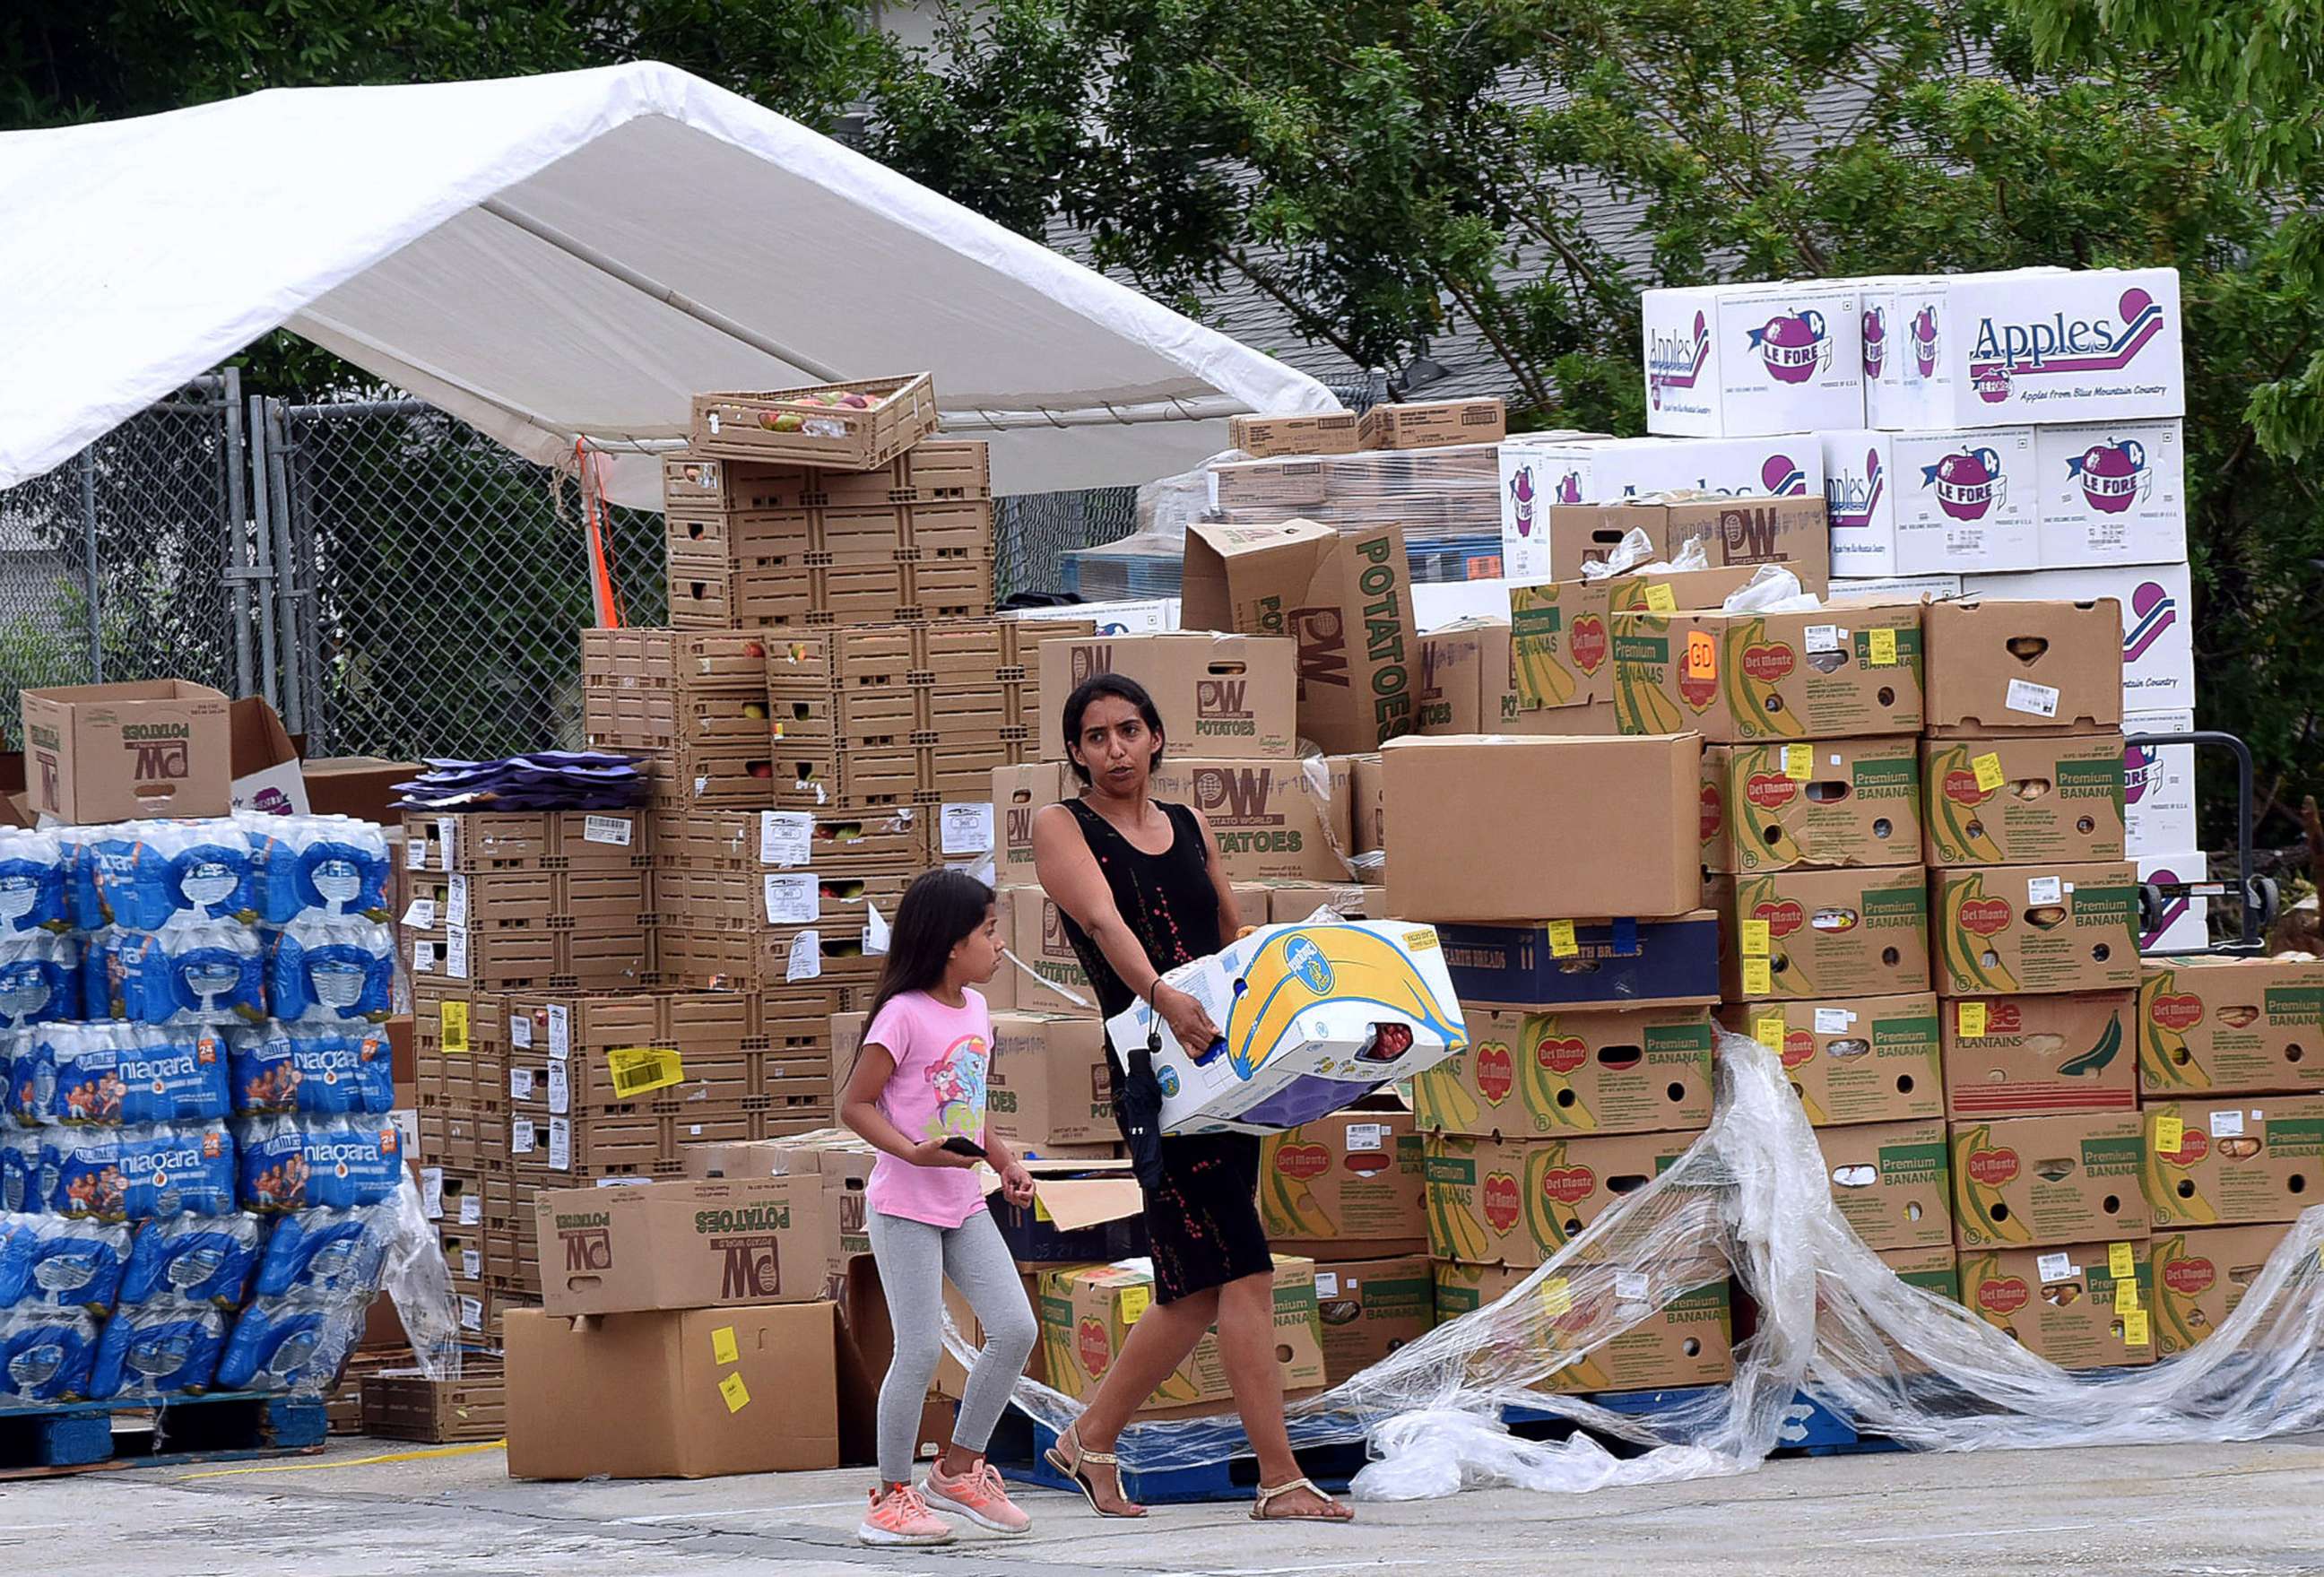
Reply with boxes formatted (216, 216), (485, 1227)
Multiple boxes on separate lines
(0, 62), (1339, 508)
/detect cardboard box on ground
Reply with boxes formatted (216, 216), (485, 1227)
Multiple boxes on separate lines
(1431, 1261), (1736, 1394)
(1039, 1255), (1327, 1419)
(2151, 1224), (2294, 1355)
(1958, 1240), (2157, 1369)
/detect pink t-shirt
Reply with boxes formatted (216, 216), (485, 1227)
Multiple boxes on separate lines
(862, 987), (993, 1229)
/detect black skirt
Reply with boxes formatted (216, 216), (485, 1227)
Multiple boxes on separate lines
(1136, 1130), (1273, 1304)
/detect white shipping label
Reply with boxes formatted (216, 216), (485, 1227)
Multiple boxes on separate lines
(511, 1116), (536, 1155)
(462, 1248), (481, 1280)
(550, 1117), (572, 1172)
(941, 802), (995, 856)
(405, 837), (427, 871)
(863, 902), (892, 956)
(764, 873), (819, 924)
(787, 930), (822, 982)
(1805, 623), (1842, 655)
(510, 1068), (535, 1101)
(412, 940), (437, 973)
(459, 1194), (481, 1226)
(421, 1166), (444, 1219)
(447, 873), (469, 924)
(2036, 1252), (2077, 1284)
(444, 925), (470, 980)
(2006, 678), (2061, 718)
(436, 819), (458, 871)
(2213, 1110), (2246, 1137)
(548, 1059), (569, 1115)
(510, 1014), (533, 1050)
(2027, 876), (2064, 906)
(1615, 1271), (1651, 1303)
(1347, 1122), (1387, 1153)
(1813, 1008), (1855, 1034)
(459, 1296), (482, 1331)
(760, 810), (814, 867)
(547, 1004), (570, 1060)
(583, 813), (633, 846)
(400, 897), (435, 931)
(1314, 1272), (1340, 1299)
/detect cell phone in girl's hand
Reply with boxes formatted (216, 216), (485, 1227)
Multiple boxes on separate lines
(940, 1136), (988, 1160)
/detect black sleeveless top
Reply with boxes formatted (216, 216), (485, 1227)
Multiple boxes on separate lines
(1053, 798), (1222, 1024)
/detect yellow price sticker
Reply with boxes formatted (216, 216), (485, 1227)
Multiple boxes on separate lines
(1643, 582), (1678, 614)
(1741, 959), (1774, 996)
(718, 1373), (751, 1413)
(1539, 1278), (1573, 1318)
(1973, 752), (2007, 793)
(1547, 919), (1579, 958)
(1867, 627), (1898, 667)
(1782, 744), (1813, 781)
(439, 1001), (469, 1054)
(2155, 1113), (2186, 1158)
(710, 1325), (739, 1366)
(1739, 920), (1772, 957)
(1753, 1016), (1787, 1053)
(2112, 1275), (2140, 1314)
(1118, 1286), (1151, 1326)
(607, 1046), (686, 1098)
(2123, 1309), (2150, 1347)
(1957, 1001), (1988, 1038)
(2108, 1243), (2136, 1281)
(1034, 1193), (1053, 1224)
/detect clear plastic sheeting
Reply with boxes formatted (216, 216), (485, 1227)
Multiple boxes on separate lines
(947, 1030), (2324, 1497)
(1578, 527), (1710, 581)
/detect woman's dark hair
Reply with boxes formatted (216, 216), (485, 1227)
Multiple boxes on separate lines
(857, 869), (996, 1064)
(1061, 672), (1166, 785)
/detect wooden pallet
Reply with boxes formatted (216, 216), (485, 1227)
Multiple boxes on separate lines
(0, 1391), (326, 1478)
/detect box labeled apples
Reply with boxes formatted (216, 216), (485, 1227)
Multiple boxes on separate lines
(2125, 709), (2198, 857)
(1721, 992), (1944, 1125)
(2151, 1224), (2293, 1356)
(2034, 420), (2189, 568)
(1415, 1008), (1717, 1138)
(1957, 1240), (2157, 1369)
(1712, 867), (1931, 1002)
(1941, 992), (2138, 1119)
(1432, 1261), (1736, 1393)
(1819, 429), (2041, 575)
(533, 1175), (830, 1316)
(1964, 564), (2194, 713)
(1920, 734), (2127, 867)
(1181, 518), (1420, 756)
(1931, 862), (2142, 997)
(2143, 1096), (2324, 1228)
(1381, 734), (1701, 923)
(1039, 1255), (1324, 1417)
(1256, 1111), (1426, 1254)
(1921, 597), (2126, 736)
(1950, 1112), (2147, 1249)
(1609, 604), (1925, 743)
(2138, 957), (2324, 1097)
(1816, 1118), (1952, 1252)
(1038, 632), (1298, 760)
(1423, 1130), (1700, 1267)
(1643, 282), (1868, 438)
(1702, 737), (1921, 873)
(1106, 920), (1467, 1136)
(1877, 267), (2184, 429)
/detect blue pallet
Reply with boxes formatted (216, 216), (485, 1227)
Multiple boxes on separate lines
(0, 1391), (325, 1477)
(987, 1410), (1364, 1505)
(1504, 1386), (1903, 1459)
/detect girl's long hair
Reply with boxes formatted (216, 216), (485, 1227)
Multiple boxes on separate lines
(857, 868), (997, 1061)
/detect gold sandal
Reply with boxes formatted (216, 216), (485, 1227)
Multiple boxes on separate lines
(1045, 1426), (1146, 1519)
(1251, 1477), (1354, 1522)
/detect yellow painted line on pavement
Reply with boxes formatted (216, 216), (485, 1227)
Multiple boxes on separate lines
(177, 1440), (506, 1479)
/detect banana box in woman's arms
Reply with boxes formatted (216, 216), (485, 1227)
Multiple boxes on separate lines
(1107, 920), (1467, 1137)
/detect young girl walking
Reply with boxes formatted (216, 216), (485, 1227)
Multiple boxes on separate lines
(839, 868), (1041, 1547)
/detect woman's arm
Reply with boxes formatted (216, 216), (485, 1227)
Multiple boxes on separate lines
(1189, 806), (1244, 940)
(1031, 802), (1220, 1049)
(839, 1043), (976, 1170)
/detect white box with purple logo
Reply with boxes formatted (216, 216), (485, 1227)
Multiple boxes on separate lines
(1498, 437), (1823, 582)
(1833, 574), (1963, 601)
(1821, 428), (2040, 575)
(2138, 850), (2210, 954)
(1643, 282), (1868, 438)
(1877, 267), (2184, 430)
(2124, 707), (2197, 858)
(2034, 419), (2189, 568)
(1963, 562), (2194, 710)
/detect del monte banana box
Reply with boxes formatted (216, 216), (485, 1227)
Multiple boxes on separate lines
(1309, 1254), (1433, 1384)
(1931, 862), (2141, 998)
(1609, 602), (1923, 743)
(1941, 992), (2138, 1119)
(1038, 1254), (1324, 1418)
(2151, 1224), (2294, 1355)
(535, 1174), (829, 1316)
(2142, 1096), (2324, 1227)
(1602, 561), (1818, 612)
(1950, 1112), (2147, 1249)
(1815, 1118), (1951, 1252)
(1508, 581), (1612, 712)
(1721, 993), (1943, 1125)
(1921, 734), (2127, 867)
(2138, 957), (2324, 1097)
(1702, 736), (1921, 873)
(1423, 1131), (1700, 1269)
(1432, 1261), (1735, 1393)
(1257, 1110), (1425, 1254)
(1881, 1243), (1959, 1301)
(1711, 868), (1930, 1002)
(1415, 1008), (1716, 1138)
(1958, 1239), (2157, 1369)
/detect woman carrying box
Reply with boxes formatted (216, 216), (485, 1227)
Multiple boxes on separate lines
(1030, 672), (1354, 1524)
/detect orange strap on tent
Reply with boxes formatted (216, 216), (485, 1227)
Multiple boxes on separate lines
(577, 438), (624, 629)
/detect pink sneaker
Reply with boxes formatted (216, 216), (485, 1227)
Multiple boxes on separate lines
(923, 1459), (1033, 1534)
(858, 1484), (954, 1547)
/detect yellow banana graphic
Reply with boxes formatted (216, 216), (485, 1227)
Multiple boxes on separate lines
(2150, 1232), (2205, 1355)
(2141, 1103), (2217, 1227)
(1257, 1131), (1339, 1237)
(1952, 1122), (2030, 1245)
(1423, 1136), (1494, 1261)
(1730, 746), (1806, 870)
(1610, 613), (1687, 734)
(1520, 1017), (1600, 1134)
(1224, 926), (1465, 1080)
(1725, 617), (1806, 741)
(1510, 587), (1581, 709)
(1924, 743), (2005, 864)
(1937, 871), (2020, 995)
(2138, 969), (2200, 1092)
(1412, 1057), (1484, 1135)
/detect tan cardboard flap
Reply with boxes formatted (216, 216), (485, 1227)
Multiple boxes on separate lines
(1024, 1176), (1145, 1230)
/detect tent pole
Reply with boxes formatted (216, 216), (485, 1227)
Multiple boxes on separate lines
(478, 197), (845, 383)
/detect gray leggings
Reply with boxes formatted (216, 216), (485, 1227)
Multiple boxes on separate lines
(866, 1208), (1039, 1484)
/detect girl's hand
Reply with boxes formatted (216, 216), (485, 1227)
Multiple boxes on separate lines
(1154, 982), (1221, 1056)
(909, 1138), (984, 1171)
(1000, 1162), (1036, 1207)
